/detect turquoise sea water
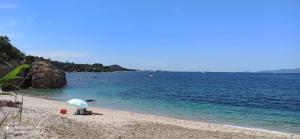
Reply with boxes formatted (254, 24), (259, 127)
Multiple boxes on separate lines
(25, 72), (300, 133)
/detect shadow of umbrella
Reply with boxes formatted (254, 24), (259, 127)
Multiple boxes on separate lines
(85, 99), (96, 103)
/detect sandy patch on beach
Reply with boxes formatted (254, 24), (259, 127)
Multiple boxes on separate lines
(0, 95), (299, 139)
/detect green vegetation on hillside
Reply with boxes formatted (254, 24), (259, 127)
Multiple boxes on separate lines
(25, 55), (132, 72)
(0, 36), (25, 62)
(0, 35), (133, 73)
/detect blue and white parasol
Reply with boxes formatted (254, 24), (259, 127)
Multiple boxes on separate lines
(67, 99), (88, 108)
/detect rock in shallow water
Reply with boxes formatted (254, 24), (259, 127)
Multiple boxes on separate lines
(31, 60), (66, 88)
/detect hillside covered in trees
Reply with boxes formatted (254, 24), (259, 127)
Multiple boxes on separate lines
(0, 36), (134, 73)
(0, 36), (25, 62)
(25, 55), (132, 72)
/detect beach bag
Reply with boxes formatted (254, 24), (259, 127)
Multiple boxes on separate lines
(60, 108), (68, 114)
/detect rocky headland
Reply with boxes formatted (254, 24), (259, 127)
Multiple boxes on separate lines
(0, 35), (133, 90)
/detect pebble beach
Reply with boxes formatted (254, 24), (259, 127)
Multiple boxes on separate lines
(0, 95), (299, 139)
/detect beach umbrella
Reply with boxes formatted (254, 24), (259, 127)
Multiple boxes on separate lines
(67, 99), (88, 108)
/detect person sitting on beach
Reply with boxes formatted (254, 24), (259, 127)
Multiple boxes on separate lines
(76, 108), (92, 115)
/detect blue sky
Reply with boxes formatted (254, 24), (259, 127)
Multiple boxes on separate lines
(0, 0), (299, 72)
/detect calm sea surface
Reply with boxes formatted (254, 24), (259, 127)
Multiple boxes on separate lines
(25, 72), (300, 133)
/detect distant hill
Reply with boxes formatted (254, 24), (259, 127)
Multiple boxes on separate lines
(25, 55), (134, 72)
(0, 35), (134, 74)
(259, 68), (300, 73)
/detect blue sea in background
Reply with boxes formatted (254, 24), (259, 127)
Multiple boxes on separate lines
(25, 72), (300, 133)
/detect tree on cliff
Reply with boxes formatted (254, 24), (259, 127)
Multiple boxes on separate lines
(0, 36), (25, 62)
(0, 35), (133, 72)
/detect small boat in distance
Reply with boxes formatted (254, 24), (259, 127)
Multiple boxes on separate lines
(149, 73), (154, 78)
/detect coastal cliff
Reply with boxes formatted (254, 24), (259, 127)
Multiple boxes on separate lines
(31, 60), (67, 89)
(0, 36), (66, 89)
(0, 35), (133, 89)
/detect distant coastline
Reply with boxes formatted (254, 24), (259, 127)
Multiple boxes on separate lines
(25, 55), (135, 73)
(0, 35), (135, 77)
(141, 70), (300, 74)
(259, 68), (300, 74)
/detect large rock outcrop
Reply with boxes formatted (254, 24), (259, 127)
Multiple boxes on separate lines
(31, 60), (66, 89)
(0, 60), (31, 91)
(0, 60), (22, 77)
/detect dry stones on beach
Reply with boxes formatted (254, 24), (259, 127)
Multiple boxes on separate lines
(31, 60), (66, 88)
